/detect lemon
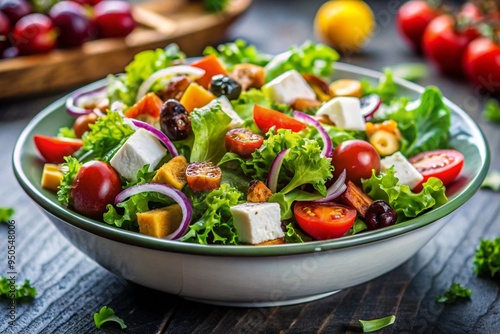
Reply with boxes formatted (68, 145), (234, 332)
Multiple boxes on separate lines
(314, 0), (375, 53)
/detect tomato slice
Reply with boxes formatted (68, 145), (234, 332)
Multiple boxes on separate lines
(124, 92), (163, 121)
(33, 135), (83, 164)
(293, 202), (356, 240)
(186, 161), (222, 192)
(409, 149), (464, 191)
(253, 104), (307, 133)
(225, 128), (264, 158)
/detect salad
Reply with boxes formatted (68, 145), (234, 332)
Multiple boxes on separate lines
(35, 39), (464, 245)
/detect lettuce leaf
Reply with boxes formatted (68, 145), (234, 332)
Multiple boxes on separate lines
(264, 41), (339, 83)
(285, 222), (311, 243)
(361, 69), (398, 104)
(57, 156), (82, 207)
(362, 167), (448, 222)
(80, 111), (135, 162)
(180, 184), (244, 245)
(203, 39), (271, 70)
(381, 86), (451, 158)
(189, 101), (232, 163)
(107, 44), (186, 106)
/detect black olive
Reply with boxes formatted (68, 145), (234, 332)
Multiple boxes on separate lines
(365, 200), (397, 230)
(160, 99), (192, 140)
(210, 75), (242, 100)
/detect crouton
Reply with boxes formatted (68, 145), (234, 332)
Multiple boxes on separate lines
(137, 204), (183, 238)
(254, 237), (285, 246)
(340, 181), (374, 218)
(152, 156), (188, 190)
(247, 180), (273, 203)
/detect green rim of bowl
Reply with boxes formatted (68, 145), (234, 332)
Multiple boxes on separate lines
(13, 63), (490, 257)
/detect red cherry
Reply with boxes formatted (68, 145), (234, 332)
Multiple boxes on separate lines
(93, 1), (135, 38)
(11, 13), (56, 55)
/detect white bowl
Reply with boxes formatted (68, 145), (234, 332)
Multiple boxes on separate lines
(13, 63), (489, 306)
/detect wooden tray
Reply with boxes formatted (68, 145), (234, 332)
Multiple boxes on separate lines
(0, 0), (251, 100)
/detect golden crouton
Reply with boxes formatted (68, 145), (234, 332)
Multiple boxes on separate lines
(137, 204), (182, 238)
(255, 237), (285, 246)
(247, 180), (273, 203)
(152, 156), (188, 190)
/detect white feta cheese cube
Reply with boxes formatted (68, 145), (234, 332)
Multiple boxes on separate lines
(230, 202), (284, 244)
(381, 151), (424, 190)
(110, 128), (166, 182)
(262, 69), (316, 104)
(316, 97), (366, 131)
(205, 96), (244, 128)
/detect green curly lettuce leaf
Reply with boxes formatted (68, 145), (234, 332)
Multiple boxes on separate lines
(361, 69), (398, 104)
(362, 167), (448, 222)
(57, 156), (82, 207)
(264, 41), (339, 83)
(473, 237), (500, 278)
(93, 306), (127, 329)
(435, 283), (472, 303)
(180, 184), (244, 245)
(203, 39), (271, 69)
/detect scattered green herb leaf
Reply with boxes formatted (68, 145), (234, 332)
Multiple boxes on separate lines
(483, 99), (500, 123)
(0, 207), (14, 223)
(93, 306), (127, 329)
(359, 315), (396, 332)
(0, 277), (37, 300)
(435, 283), (472, 303)
(481, 170), (500, 192)
(473, 237), (500, 278)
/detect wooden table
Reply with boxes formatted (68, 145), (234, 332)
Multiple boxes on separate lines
(1, 1), (498, 333)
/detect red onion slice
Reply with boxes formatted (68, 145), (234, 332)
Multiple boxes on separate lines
(293, 111), (333, 158)
(314, 169), (347, 202)
(360, 94), (382, 121)
(114, 183), (192, 240)
(266, 148), (289, 193)
(130, 119), (178, 157)
(66, 85), (107, 117)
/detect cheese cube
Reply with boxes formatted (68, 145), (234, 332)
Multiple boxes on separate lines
(205, 96), (244, 128)
(381, 151), (424, 190)
(230, 202), (284, 244)
(110, 128), (166, 182)
(316, 97), (366, 131)
(262, 69), (316, 104)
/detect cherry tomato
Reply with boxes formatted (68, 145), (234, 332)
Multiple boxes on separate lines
(73, 113), (98, 138)
(457, 2), (482, 41)
(253, 104), (306, 133)
(396, 0), (440, 52)
(331, 139), (380, 185)
(422, 15), (476, 76)
(225, 128), (264, 158)
(409, 149), (464, 192)
(70, 161), (122, 220)
(293, 202), (356, 240)
(33, 135), (83, 163)
(186, 161), (222, 192)
(11, 13), (57, 55)
(463, 37), (500, 94)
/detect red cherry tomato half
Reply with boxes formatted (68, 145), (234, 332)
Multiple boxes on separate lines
(422, 15), (476, 76)
(33, 135), (83, 164)
(294, 202), (356, 240)
(409, 149), (464, 192)
(225, 128), (264, 158)
(463, 37), (500, 94)
(396, 0), (440, 52)
(70, 161), (122, 220)
(253, 104), (306, 133)
(331, 139), (381, 185)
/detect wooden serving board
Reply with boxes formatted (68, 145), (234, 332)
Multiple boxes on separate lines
(0, 0), (251, 100)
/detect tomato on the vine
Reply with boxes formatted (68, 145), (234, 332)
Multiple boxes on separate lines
(422, 15), (476, 76)
(331, 139), (381, 185)
(294, 202), (356, 240)
(396, 0), (440, 52)
(463, 37), (500, 94)
(409, 149), (464, 192)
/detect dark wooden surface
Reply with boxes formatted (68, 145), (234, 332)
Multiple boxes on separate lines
(1, 1), (499, 333)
